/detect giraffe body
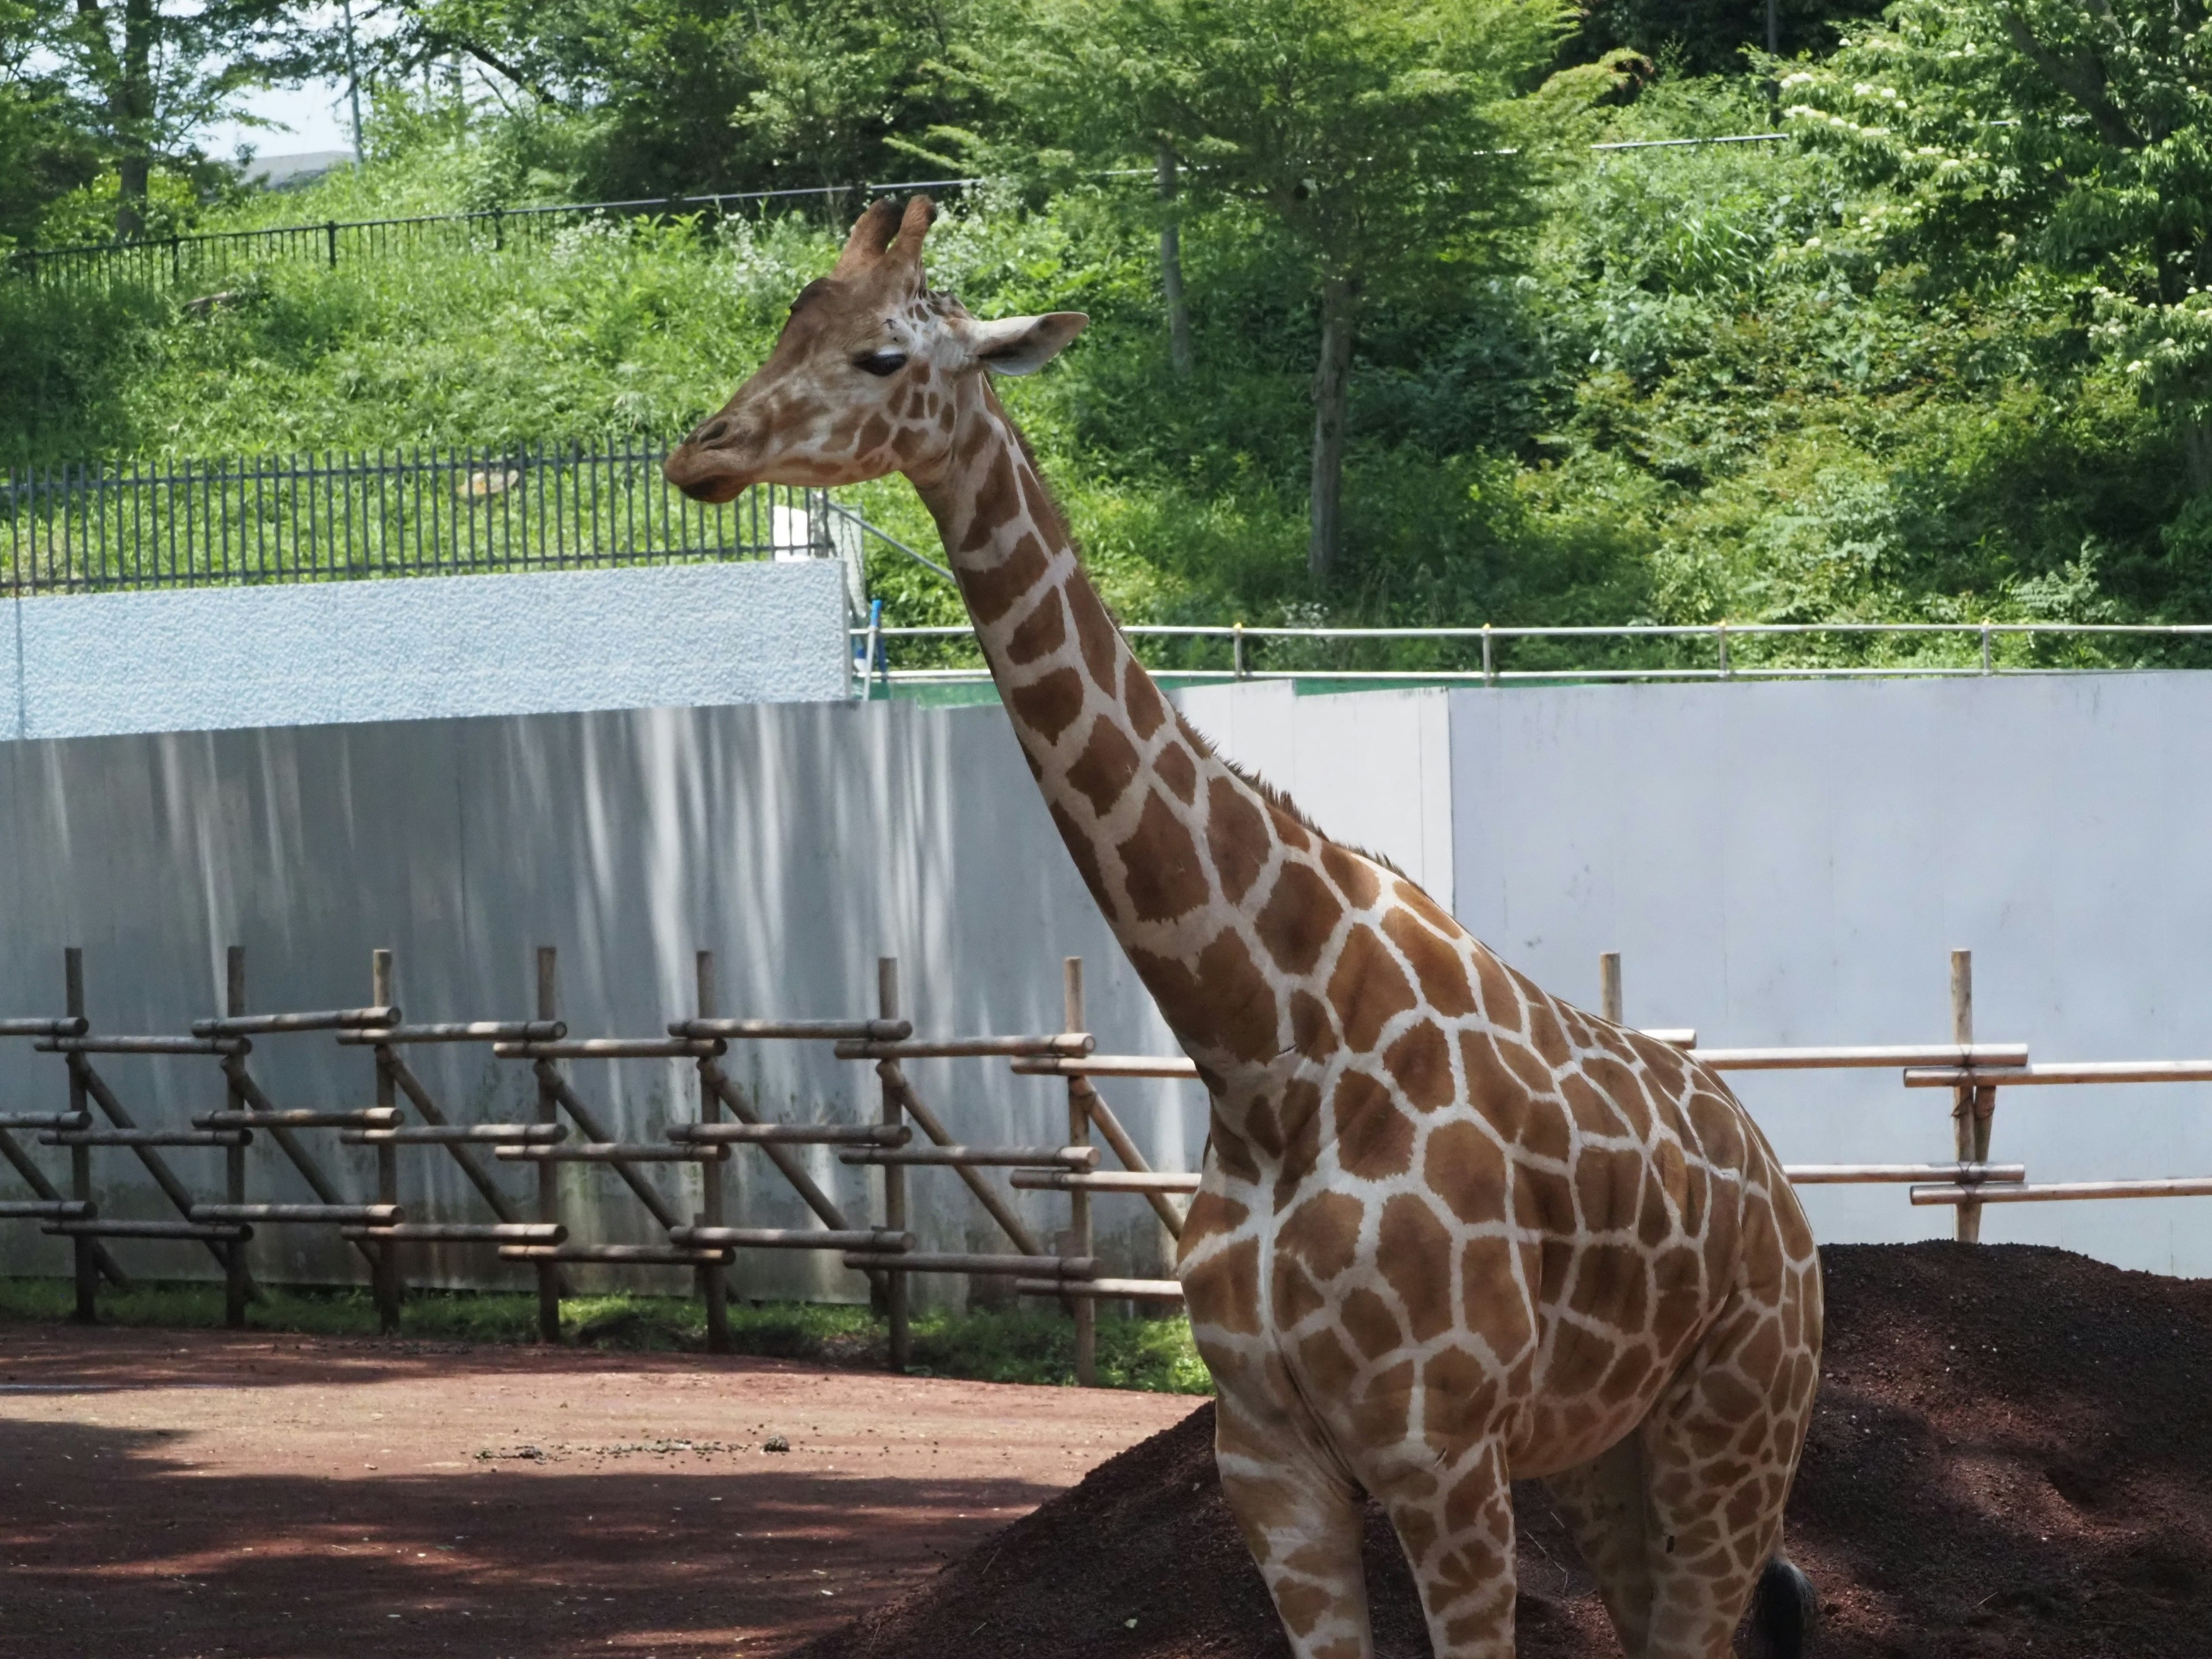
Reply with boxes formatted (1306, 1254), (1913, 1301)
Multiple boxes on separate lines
(666, 196), (1823, 1659)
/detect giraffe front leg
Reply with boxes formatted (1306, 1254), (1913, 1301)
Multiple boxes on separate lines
(1370, 1437), (1520, 1659)
(1214, 1395), (1373, 1659)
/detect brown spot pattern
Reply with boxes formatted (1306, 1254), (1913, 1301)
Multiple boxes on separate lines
(1116, 791), (1210, 922)
(1382, 1021), (1455, 1112)
(1326, 926), (1418, 1054)
(1065, 717), (1142, 817)
(1129, 930), (1279, 1063)
(1155, 741), (1198, 802)
(1320, 843), (1381, 908)
(1380, 910), (1478, 1017)
(1332, 1070), (1415, 1181)
(1064, 578), (1120, 693)
(1005, 585), (1067, 665)
(1006, 666), (1085, 743)
(1255, 863), (1343, 976)
(1205, 779), (1271, 904)
(960, 529), (1051, 626)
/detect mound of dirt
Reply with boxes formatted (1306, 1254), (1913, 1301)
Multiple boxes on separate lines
(797, 1243), (2212, 1658)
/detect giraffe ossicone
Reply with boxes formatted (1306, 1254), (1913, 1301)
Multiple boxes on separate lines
(666, 194), (1824, 1659)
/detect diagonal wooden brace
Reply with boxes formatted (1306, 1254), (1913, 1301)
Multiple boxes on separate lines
(79, 1060), (256, 1296)
(878, 1063), (1044, 1257)
(0, 1124), (128, 1287)
(1070, 1078), (1185, 1241)
(222, 1058), (381, 1271)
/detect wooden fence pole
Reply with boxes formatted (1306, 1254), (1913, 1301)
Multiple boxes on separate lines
(879, 957), (908, 1372)
(1950, 949), (1985, 1244)
(224, 946), (249, 1328)
(66, 948), (94, 1323)
(371, 948), (402, 1332)
(695, 950), (730, 1354)
(535, 946), (561, 1342)
(1065, 957), (1096, 1386)
(1599, 951), (1623, 1025)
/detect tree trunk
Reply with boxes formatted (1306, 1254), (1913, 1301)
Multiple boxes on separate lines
(112, 0), (157, 240)
(1308, 275), (1355, 581)
(1157, 147), (1194, 376)
(2184, 414), (2212, 497)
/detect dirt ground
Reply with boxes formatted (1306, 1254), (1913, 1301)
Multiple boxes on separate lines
(805, 1243), (2212, 1659)
(0, 1324), (1192, 1659)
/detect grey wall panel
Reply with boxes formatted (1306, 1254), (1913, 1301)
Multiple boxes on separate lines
(1448, 675), (2212, 1276)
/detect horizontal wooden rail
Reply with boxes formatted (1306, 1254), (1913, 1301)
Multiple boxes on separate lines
(336, 1020), (566, 1045)
(0, 1017), (88, 1038)
(46, 1219), (250, 1241)
(838, 1144), (1099, 1169)
(841, 1251), (1097, 1277)
(1011, 1055), (1200, 1079)
(342, 1123), (566, 1144)
(497, 1243), (733, 1264)
(35, 1035), (247, 1056)
(1694, 1043), (2029, 1071)
(670, 1017), (912, 1041)
(835, 1033), (1094, 1060)
(1014, 1277), (1184, 1300)
(44, 1128), (247, 1147)
(340, 1222), (565, 1243)
(1904, 1059), (2212, 1088)
(193, 1202), (403, 1225)
(0, 1199), (93, 1219)
(1912, 1176), (2212, 1205)
(1012, 1169), (1202, 1194)
(192, 1006), (397, 1037)
(667, 1226), (913, 1251)
(668, 1121), (908, 1147)
(494, 1143), (722, 1162)
(195, 1108), (399, 1130)
(1786, 1162), (2025, 1184)
(0, 1112), (89, 1131)
(494, 1037), (725, 1059)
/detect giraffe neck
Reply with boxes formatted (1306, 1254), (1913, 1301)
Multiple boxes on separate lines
(912, 380), (1310, 1096)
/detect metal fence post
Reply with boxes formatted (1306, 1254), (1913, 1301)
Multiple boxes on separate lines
(1718, 621), (1732, 679)
(1482, 622), (1494, 687)
(1232, 621), (1247, 681)
(1980, 621), (1993, 675)
(327, 221), (339, 268)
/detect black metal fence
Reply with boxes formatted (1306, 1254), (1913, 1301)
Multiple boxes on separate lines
(5, 177), (979, 293)
(0, 444), (857, 594)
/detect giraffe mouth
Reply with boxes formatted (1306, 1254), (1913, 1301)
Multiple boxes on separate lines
(661, 447), (752, 505)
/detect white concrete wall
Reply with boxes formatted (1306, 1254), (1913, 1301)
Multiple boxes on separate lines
(4, 560), (850, 741)
(6, 672), (2209, 1299)
(1447, 675), (2212, 1277)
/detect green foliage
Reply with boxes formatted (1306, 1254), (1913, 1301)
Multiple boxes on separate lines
(6, 20), (2212, 660)
(0, 1275), (1214, 1392)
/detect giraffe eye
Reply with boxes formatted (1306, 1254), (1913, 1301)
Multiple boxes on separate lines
(854, 349), (908, 377)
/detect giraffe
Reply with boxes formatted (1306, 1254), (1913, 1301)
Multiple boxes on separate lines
(665, 195), (1824, 1659)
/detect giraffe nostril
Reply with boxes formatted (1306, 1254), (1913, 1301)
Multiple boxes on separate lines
(694, 417), (733, 447)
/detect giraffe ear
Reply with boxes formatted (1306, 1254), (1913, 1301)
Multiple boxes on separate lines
(957, 312), (1088, 376)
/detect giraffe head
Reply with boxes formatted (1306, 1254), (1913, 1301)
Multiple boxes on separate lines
(664, 195), (1088, 503)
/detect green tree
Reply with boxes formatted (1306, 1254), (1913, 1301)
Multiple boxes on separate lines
(975, 0), (1576, 579)
(1782, 0), (2212, 488)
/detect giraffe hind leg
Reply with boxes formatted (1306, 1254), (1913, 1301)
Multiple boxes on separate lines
(1634, 1262), (1820, 1658)
(1214, 1396), (1374, 1659)
(1540, 1432), (1656, 1656)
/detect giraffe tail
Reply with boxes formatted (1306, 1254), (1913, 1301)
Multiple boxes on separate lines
(1744, 1554), (1816, 1659)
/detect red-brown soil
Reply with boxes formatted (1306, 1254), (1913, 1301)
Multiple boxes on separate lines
(805, 1243), (2212, 1659)
(0, 1324), (1191, 1658)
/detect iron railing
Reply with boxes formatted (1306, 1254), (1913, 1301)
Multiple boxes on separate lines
(852, 620), (2212, 690)
(1, 444), (857, 594)
(3, 176), (983, 293)
(5, 136), (1796, 293)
